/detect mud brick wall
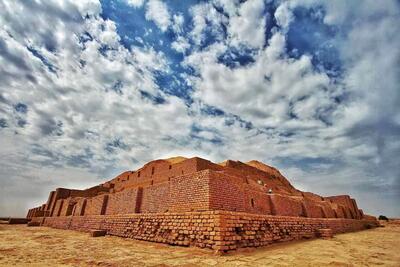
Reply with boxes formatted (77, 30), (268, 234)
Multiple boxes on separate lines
(208, 170), (273, 214)
(27, 206), (45, 219)
(302, 199), (325, 218)
(168, 170), (211, 212)
(30, 159), (368, 221)
(42, 212), (221, 249)
(245, 189), (272, 214)
(73, 198), (87, 216)
(141, 182), (170, 213)
(214, 211), (379, 252)
(105, 188), (140, 215)
(268, 194), (304, 216)
(53, 199), (64, 216)
(40, 210), (378, 252)
(48, 188), (70, 216)
(30, 216), (45, 224)
(209, 171), (247, 212)
(319, 201), (336, 218)
(45, 191), (55, 211)
(114, 157), (218, 192)
(332, 204), (346, 218)
(206, 170), (354, 219)
(326, 195), (361, 219)
(59, 198), (72, 216)
(85, 194), (108, 215)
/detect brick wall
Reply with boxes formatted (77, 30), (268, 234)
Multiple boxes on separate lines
(29, 158), (367, 222)
(269, 194), (304, 216)
(105, 188), (139, 215)
(141, 182), (170, 213)
(42, 212), (219, 249)
(40, 211), (378, 252)
(215, 211), (379, 252)
(209, 171), (247, 212)
(207, 170), (362, 219)
(59, 198), (71, 216)
(85, 194), (108, 215)
(112, 157), (216, 192)
(73, 198), (87, 216)
(326, 195), (362, 219)
(168, 169), (211, 212)
(302, 199), (325, 218)
(54, 199), (64, 217)
(33, 170), (371, 222)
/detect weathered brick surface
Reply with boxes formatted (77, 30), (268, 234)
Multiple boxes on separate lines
(90, 230), (107, 237)
(26, 157), (379, 252)
(269, 194), (304, 217)
(209, 171), (247, 212)
(215, 211), (378, 251)
(303, 199), (325, 218)
(85, 194), (108, 215)
(106, 188), (139, 215)
(141, 182), (170, 213)
(54, 199), (64, 217)
(73, 198), (87, 216)
(39, 211), (378, 252)
(168, 170), (211, 212)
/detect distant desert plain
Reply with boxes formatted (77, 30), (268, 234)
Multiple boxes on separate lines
(0, 219), (399, 266)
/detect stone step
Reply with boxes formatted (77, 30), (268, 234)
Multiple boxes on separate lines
(90, 229), (107, 237)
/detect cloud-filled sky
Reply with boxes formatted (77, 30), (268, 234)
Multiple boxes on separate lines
(0, 0), (399, 217)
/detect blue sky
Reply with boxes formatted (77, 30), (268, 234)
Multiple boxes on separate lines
(0, 0), (399, 217)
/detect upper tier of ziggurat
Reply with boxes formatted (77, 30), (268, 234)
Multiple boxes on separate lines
(28, 156), (370, 220)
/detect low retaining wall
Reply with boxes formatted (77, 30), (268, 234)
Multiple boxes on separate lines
(40, 211), (378, 252)
(8, 218), (30, 224)
(217, 212), (378, 251)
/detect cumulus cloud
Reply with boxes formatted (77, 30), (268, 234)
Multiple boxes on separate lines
(227, 0), (266, 49)
(189, 2), (227, 46)
(172, 13), (184, 34)
(274, 1), (294, 31)
(182, 0), (400, 216)
(171, 36), (190, 53)
(0, 0), (193, 216)
(186, 32), (331, 128)
(126, 0), (145, 8)
(145, 0), (171, 32)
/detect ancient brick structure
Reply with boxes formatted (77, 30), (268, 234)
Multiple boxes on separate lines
(27, 156), (378, 253)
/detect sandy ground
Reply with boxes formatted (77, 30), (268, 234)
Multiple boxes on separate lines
(0, 221), (399, 267)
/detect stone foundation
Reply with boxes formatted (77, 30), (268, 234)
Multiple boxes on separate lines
(37, 211), (378, 253)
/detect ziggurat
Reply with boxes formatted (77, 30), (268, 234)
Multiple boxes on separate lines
(27, 156), (378, 253)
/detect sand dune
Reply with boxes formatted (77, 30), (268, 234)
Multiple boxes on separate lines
(0, 222), (399, 266)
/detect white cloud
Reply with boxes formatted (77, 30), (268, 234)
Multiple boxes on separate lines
(172, 13), (184, 33)
(182, 0), (400, 217)
(189, 3), (227, 46)
(186, 32), (331, 128)
(74, 0), (102, 16)
(213, 0), (239, 17)
(274, 1), (294, 31)
(227, 0), (266, 49)
(145, 0), (171, 32)
(126, 0), (145, 8)
(171, 36), (190, 53)
(0, 0), (195, 216)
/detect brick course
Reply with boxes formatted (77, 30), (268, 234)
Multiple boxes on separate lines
(40, 211), (378, 252)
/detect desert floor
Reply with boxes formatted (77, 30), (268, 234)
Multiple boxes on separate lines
(0, 221), (399, 267)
